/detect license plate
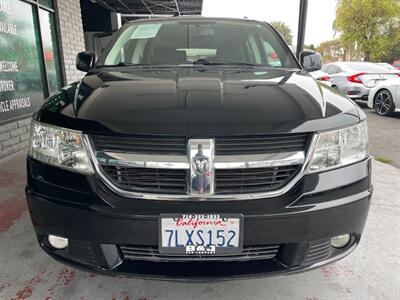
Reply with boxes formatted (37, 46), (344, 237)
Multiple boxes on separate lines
(159, 214), (243, 255)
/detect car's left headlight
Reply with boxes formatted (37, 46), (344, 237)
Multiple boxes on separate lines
(308, 121), (368, 173)
(28, 120), (93, 174)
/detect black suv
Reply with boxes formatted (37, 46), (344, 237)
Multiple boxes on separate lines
(26, 17), (372, 280)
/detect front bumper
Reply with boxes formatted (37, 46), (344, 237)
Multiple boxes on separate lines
(26, 157), (372, 280)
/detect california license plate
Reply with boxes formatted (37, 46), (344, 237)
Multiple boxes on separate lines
(159, 214), (243, 255)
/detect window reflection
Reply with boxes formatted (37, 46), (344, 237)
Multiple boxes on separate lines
(39, 9), (62, 95)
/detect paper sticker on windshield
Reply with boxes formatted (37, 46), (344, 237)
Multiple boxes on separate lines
(131, 24), (162, 39)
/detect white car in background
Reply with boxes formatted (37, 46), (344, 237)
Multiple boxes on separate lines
(310, 70), (331, 86)
(368, 77), (400, 116)
(322, 62), (398, 100)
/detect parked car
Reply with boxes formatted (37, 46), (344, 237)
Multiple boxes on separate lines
(26, 17), (371, 280)
(376, 63), (400, 74)
(321, 62), (399, 100)
(310, 70), (331, 86)
(368, 77), (400, 116)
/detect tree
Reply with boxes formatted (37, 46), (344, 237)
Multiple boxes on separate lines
(270, 21), (293, 45)
(380, 30), (400, 62)
(317, 39), (345, 63)
(304, 44), (316, 51)
(334, 0), (400, 61)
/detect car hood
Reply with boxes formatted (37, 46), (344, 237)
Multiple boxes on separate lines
(36, 67), (361, 135)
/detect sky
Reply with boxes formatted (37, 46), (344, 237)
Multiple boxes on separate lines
(202, 0), (338, 46)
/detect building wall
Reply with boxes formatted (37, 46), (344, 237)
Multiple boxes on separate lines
(0, 118), (31, 159)
(0, 0), (86, 160)
(56, 0), (86, 84)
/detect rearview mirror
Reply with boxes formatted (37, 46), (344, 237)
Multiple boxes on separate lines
(300, 51), (322, 72)
(76, 51), (95, 72)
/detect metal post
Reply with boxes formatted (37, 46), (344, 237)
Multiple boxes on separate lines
(296, 0), (308, 59)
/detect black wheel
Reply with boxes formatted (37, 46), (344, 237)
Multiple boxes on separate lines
(374, 89), (394, 116)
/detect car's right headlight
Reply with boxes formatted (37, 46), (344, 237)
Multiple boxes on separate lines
(308, 121), (368, 173)
(28, 120), (93, 174)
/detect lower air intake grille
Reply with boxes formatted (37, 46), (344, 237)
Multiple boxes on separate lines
(100, 165), (188, 194)
(215, 165), (301, 194)
(120, 244), (280, 262)
(303, 239), (332, 265)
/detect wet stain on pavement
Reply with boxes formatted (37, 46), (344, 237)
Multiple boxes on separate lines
(11, 267), (47, 300)
(0, 171), (18, 188)
(322, 264), (354, 281)
(0, 194), (27, 234)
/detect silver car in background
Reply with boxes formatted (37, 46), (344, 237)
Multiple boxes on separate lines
(321, 62), (399, 100)
(310, 70), (331, 86)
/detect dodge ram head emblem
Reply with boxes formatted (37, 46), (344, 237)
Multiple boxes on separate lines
(192, 145), (209, 175)
(189, 139), (214, 196)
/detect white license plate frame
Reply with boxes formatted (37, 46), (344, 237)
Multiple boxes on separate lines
(159, 214), (243, 255)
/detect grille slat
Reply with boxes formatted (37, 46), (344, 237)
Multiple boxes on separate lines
(215, 165), (301, 194)
(215, 180), (286, 187)
(101, 165), (188, 194)
(92, 135), (187, 155)
(303, 239), (332, 265)
(216, 133), (309, 155)
(120, 244), (280, 262)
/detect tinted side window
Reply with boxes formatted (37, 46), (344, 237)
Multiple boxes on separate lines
(321, 64), (329, 72)
(326, 65), (340, 74)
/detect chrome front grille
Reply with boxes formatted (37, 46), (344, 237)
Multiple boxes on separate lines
(88, 133), (314, 200)
(100, 165), (301, 195)
(92, 133), (309, 156)
(120, 244), (280, 262)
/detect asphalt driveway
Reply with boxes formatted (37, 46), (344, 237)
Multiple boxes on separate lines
(0, 151), (399, 300)
(357, 101), (400, 168)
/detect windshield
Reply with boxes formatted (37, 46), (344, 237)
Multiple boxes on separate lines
(99, 19), (299, 68)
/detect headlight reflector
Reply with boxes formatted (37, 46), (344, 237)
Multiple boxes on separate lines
(308, 122), (368, 173)
(29, 121), (93, 174)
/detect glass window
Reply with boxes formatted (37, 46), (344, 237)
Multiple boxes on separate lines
(101, 20), (299, 68)
(39, 8), (62, 95)
(38, 0), (53, 9)
(262, 41), (282, 67)
(324, 65), (339, 74)
(0, 0), (45, 122)
(321, 64), (329, 72)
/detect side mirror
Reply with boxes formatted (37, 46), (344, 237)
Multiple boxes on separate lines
(300, 51), (322, 72)
(76, 51), (95, 72)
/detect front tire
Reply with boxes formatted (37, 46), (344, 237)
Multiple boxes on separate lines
(374, 89), (394, 116)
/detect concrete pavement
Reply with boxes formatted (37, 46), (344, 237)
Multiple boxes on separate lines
(0, 150), (399, 300)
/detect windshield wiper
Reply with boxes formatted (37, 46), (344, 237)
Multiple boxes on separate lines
(96, 62), (148, 68)
(192, 58), (265, 67)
